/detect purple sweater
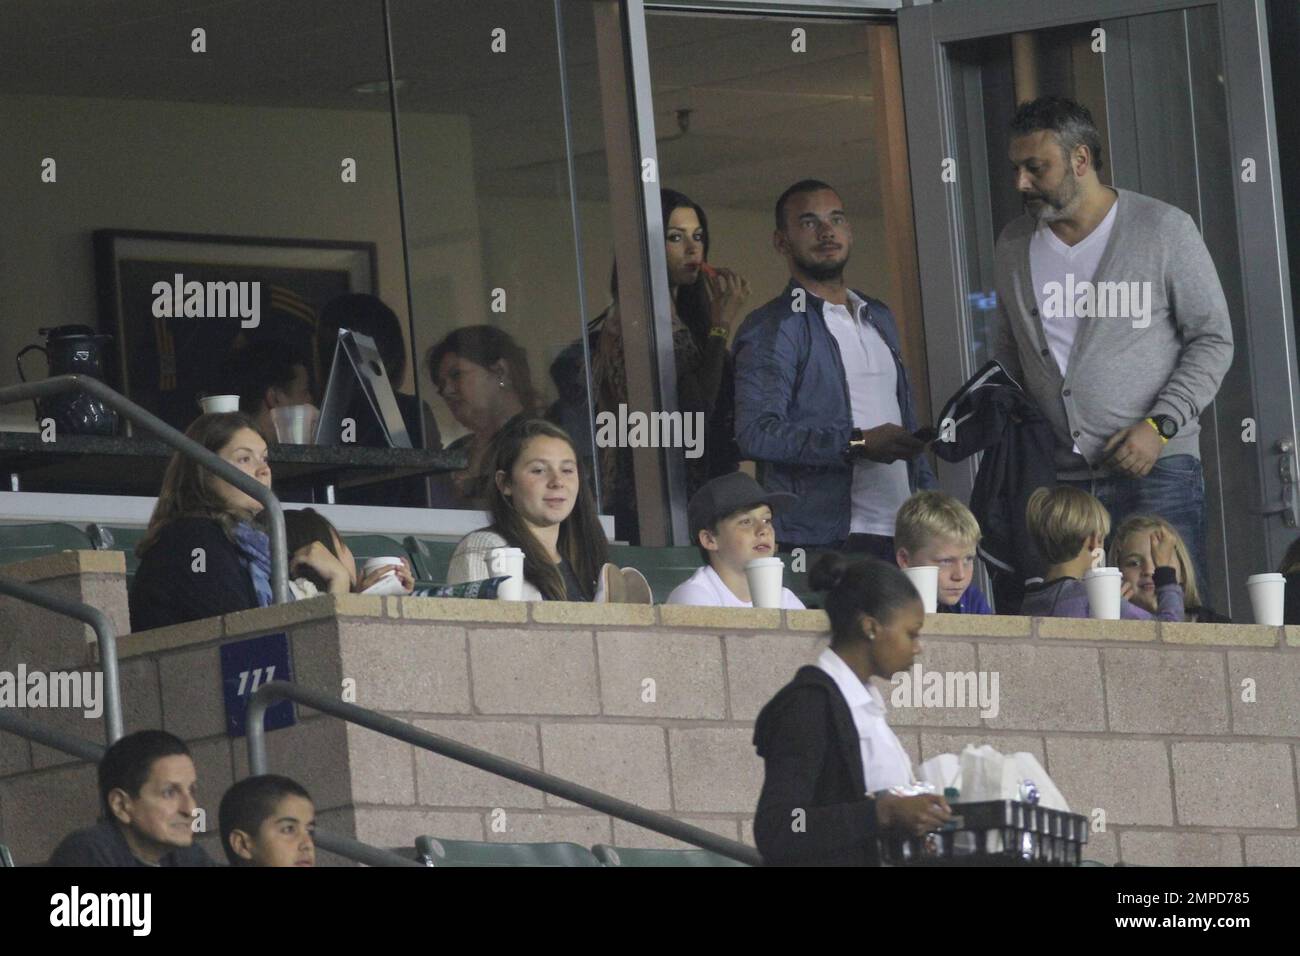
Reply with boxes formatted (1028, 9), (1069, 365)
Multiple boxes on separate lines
(1019, 566), (1184, 620)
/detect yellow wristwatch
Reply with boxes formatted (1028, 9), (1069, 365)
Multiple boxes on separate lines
(1145, 416), (1176, 444)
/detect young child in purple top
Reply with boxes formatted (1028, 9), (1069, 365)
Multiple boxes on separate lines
(894, 491), (993, 614)
(1019, 485), (1184, 620)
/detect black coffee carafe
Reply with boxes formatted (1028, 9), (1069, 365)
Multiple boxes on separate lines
(16, 325), (120, 436)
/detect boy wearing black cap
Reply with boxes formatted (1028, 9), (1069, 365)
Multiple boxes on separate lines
(668, 472), (806, 609)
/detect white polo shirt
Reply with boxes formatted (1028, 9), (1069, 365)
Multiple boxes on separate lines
(820, 292), (911, 536)
(815, 646), (914, 793)
(666, 564), (805, 610)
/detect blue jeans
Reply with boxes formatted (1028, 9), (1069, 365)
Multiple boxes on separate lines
(1062, 454), (1209, 606)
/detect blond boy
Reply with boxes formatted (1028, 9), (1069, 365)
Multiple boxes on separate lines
(1020, 485), (1183, 619)
(894, 491), (992, 614)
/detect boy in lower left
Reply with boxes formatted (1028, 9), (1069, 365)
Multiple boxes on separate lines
(219, 774), (316, 867)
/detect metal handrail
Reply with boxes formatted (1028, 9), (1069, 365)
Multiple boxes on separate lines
(247, 681), (765, 866)
(0, 712), (418, 868)
(314, 832), (423, 868)
(0, 374), (288, 603)
(0, 708), (109, 763)
(0, 575), (123, 743)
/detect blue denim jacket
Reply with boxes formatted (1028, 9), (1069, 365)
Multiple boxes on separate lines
(732, 280), (936, 546)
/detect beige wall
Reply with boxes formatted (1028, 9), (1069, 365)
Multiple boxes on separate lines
(2, 558), (1297, 867)
(0, 93), (481, 431)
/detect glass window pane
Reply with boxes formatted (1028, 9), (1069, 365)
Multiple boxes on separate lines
(1, 0), (403, 495)
(389, 0), (597, 510)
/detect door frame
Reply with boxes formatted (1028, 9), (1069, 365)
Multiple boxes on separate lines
(621, 0), (918, 543)
(898, 0), (1299, 611)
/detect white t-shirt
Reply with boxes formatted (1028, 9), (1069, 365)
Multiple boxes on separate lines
(1030, 200), (1118, 376)
(821, 292), (911, 535)
(666, 564), (805, 610)
(815, 646), (914, 793)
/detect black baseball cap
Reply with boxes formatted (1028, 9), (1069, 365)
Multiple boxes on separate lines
(687, 472), (798, 539)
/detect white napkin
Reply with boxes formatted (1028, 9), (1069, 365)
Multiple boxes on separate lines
(956, 745), (998, 801)
(917, 753), (961, 792)
(937, 745), (1071, 811)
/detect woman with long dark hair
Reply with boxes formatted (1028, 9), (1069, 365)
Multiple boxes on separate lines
(590, 188), (750, 542)
(753, 554), (952, 865)
(446, 418), (609, 601)
(130, 412), (276, 631)
(282, 508), (413, 597)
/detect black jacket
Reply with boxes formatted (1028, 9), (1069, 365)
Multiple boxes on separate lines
(932, 360), (1056, 614)
(129, 516), (258, 632)
(1284, 572), (1300, 626)
(49, 820), (217, 867)
(753, 666), (880, 866)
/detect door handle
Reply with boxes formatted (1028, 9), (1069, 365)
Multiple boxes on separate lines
(1255, 437), (1300, 527)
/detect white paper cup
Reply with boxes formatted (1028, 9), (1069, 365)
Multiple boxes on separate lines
(487, 547), (526, 601)
(362, 556), (406, 576)
(199, 394), (240, 414)
(1083, 566), (1123, 620)
(744, 556), (785, 609)
(270, 404), (320, 444)
(359, 557), (406, 595)
(902, 565), (939, 613)
(1247, 572), (1286, 625)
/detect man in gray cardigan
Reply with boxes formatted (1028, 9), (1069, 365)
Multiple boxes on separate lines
(993, 96), (1233, 597)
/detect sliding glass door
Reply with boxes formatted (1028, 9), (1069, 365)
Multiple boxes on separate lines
(900, 0), (1297, 616)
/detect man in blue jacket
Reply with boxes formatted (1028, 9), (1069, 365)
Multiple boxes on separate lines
(732, 180), (935, 557)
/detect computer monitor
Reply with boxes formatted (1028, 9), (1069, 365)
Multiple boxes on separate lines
(315, 328), (413, 448)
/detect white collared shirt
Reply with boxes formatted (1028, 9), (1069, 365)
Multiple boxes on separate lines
(820, 292), (911, 535)
(814, 646), (914, 794)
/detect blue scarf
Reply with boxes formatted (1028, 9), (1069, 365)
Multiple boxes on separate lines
(232, 521), (273, 608)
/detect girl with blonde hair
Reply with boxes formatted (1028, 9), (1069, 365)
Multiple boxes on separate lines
(1109, 514), (1229, 623)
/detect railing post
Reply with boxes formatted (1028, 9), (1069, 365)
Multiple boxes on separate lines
(247, 693), (271, 776)
(0, 375), (288, 603)
(0, 709), (107, 764)
(0, 575), (124, 744)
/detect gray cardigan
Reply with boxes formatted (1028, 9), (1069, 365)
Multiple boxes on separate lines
(993, 188), (1234, 479)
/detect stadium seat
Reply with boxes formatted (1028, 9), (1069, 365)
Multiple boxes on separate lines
(415, 837), (602, 867)
(604, 545), (702, 603)
(0, 522), (94, 567)
(339, 533), (409, 564)
(406, 537), (456, 583)
(591, 844), (750, 867)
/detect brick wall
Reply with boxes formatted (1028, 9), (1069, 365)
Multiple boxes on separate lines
(0, 557), (1297, 865)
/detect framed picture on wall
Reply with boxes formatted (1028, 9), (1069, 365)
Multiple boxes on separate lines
(93, 229), (377, 434)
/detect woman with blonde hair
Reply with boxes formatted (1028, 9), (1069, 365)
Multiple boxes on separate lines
(1109, 514), (1229, 623)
